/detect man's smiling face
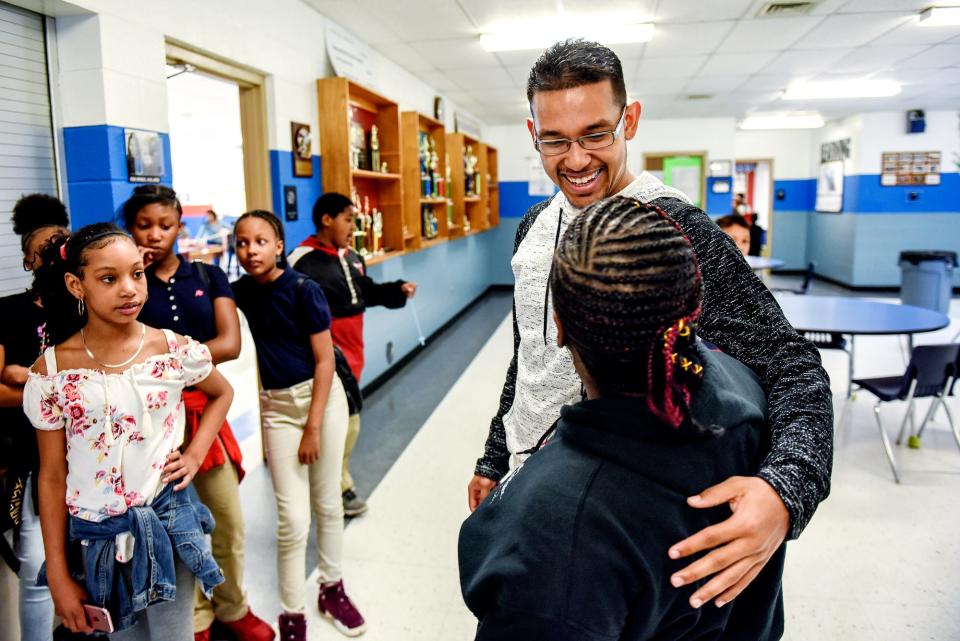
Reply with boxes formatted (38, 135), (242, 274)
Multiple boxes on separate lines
(528, 80), (640, 209)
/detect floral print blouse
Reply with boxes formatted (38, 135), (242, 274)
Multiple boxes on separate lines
(23, 329), (212, 523)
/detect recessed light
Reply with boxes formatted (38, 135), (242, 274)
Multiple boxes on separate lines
(782, 79), (901, 100)
(480, 20), (654, 52)
(739, 112), (824, 129)
(918, 6), (960, 26)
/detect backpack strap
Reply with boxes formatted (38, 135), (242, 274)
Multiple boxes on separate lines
(192, 260), (211, 290)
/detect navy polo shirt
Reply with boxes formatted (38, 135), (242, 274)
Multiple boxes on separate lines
(139, 256), (233, 343)
(232, 268), (332, 390)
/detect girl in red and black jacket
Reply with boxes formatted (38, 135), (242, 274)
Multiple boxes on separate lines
(288, 192), (416, 516)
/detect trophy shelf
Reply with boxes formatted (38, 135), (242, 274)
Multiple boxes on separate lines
(318, 76), (403, 263)
(401, 110), (450, 252)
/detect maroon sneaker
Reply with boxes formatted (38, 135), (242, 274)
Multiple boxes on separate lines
(218, 609), (275, 641)
(317, 580), (367, 637)
(277, 613), (305, 641)
(195, 629), (211, 641)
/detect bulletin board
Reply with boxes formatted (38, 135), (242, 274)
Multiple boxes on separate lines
(880, 151), (941, 186)
(663, 156), (703, 208)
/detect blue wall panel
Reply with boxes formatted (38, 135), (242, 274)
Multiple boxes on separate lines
(843, 173), (960, 213)
(852, 213), (960, 287)
(771, 210), (809, 270)
(773, 179), (816, 212)
(361, 228), (514, 384)
(63, 125), (173, 229)
(806, 213), (858, 285)
(499, 180), (551, 219)
(269, 150), (323, 247)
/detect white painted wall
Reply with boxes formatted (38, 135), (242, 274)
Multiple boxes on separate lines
(733, 129), (814, 180)
(856, 110), (960, 175)
(15, 0), (486, 151)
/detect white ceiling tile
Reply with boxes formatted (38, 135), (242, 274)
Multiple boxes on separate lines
(716, 17), (825, 53)
(408, 37), (497, 70)
(459, 0), (655, 30)
(839, 0), (931, 12)
(506, 64), (533, 87)
(470, 87), (528, 106)
(356, 0), (478, 40)
(726, 91), (782, 105)
(444, 66), (517, 90)
(643, 21), (736, 57)
(867, 20), (960, 46)
(684, 75), (751, 94)
(636, 55), (707, 79)
(762, 48), (853, 74)
(632, 77), (691, 96)
(896, 44), (960, 69)
(745, 74), (815, 92)
(655, 0), (754, 22)
(413, 69), (465, 92)
(804, 0), (852, 15)
(375, 42), (438, 73)
(830, 45), (929, 73)
(791, 13), (912, 49)
(492, 49), (544, 70)
(699, 52), (778, 76)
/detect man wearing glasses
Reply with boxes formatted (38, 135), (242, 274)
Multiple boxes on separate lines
(467, 39), (833, 612)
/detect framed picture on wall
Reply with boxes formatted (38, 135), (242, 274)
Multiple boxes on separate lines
(291, 122), (313, 177)
(815, 159), (844, 213)
(125, 129), (165, 183)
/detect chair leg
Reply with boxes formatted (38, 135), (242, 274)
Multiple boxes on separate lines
(895, 396), (916, 446)
(873, 403), (901, 483)
(915, 396), (942, 441)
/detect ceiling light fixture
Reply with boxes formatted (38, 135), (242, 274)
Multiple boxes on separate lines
(480, 20), (654, 52)
(782, 79), (901, 100)
(918, 6), (960, 26)
(739, 112), (824, 130)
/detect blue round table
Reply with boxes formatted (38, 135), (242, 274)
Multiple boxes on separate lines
(746, 255), (785, 271)
(775, 295), (951, 396)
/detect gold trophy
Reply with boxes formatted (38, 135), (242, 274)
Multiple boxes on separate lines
(370, 125), (380, 173)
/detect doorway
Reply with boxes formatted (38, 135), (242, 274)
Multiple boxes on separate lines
(643, 152), (706, 209)
(733, 158), (774, 255)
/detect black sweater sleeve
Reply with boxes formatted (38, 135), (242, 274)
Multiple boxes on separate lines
(356, 254), (408, 309)
(653, 197), (834, 538)
(474, 201), (550, 481)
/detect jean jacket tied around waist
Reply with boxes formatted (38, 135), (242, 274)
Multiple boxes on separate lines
(42, 483), (223, 632)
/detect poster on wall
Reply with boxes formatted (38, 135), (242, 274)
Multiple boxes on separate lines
(325, 20), (377, 90)
(528, 158), (556, 196)
(880, 151), (941, 186)
(663, 156), (702, 209)
(125, 129), (165, 183)
(815, 160), (844, 213)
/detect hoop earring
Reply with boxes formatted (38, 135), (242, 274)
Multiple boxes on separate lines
(77, 297), (85, 317)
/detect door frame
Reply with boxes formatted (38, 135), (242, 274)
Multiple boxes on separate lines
(734, 157), (775, 256)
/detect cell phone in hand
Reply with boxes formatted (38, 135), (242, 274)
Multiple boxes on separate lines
(83, 604), (115, 633)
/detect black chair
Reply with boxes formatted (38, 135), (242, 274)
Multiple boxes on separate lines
(851, 343), (960, 483)
(912, 347), (960, 449)
(772, 262), (815, 295)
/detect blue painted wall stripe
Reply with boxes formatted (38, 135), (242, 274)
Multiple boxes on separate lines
(269, 150), (323, 247)
(773, 179), (816, 212)
(499, 180), (550, 219)
(63, 125), (174, 229)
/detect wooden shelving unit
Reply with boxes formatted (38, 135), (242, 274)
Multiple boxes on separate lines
(317, 77), (404, 262)
(400, 111), (450, 252)
(486, 145), (499, 228)
(447, 132), (498, 235)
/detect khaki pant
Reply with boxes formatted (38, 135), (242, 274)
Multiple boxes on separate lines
(341, 413), (361, 492)
(260, 376), (348, 614)
(0, 552), (20, 641)
(192, 459), (248, 631)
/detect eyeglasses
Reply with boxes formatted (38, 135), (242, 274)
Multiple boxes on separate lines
(534, 107), (627, 156)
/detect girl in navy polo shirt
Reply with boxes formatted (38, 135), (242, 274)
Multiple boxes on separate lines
(123, 185), (272, 641)
(231, 210), (365, 641)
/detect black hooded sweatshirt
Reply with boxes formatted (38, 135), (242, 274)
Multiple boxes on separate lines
(459, 347), (786, 641)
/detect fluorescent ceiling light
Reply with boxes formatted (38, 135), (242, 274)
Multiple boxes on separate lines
(739, 113), (824, 130)
(782, 79), (901, 100)
(480, 20), (654, 52)
(918, 6), (960, 26)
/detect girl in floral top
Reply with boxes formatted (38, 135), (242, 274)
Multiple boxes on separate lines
(22, 223), (233, 640)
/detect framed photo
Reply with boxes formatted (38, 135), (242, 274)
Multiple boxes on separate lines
(125, 129), (165, 183)
(815, 160), (844, 213)
(291, 122), (313, 177)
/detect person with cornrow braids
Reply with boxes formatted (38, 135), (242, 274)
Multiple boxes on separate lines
(459, 196), (785, 641)
(469, 38), (832, 612)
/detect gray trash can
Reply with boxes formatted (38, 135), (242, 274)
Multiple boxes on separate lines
(898, 250), (957, 314)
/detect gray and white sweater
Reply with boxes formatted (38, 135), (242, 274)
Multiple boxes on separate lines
(476, 173), (833, 539)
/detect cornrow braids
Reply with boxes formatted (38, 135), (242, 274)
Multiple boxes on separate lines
(551, 196), (704, 430)
(235, 209), (287, 266)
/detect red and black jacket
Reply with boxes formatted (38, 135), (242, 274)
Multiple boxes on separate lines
(289, 237), (407, 380)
